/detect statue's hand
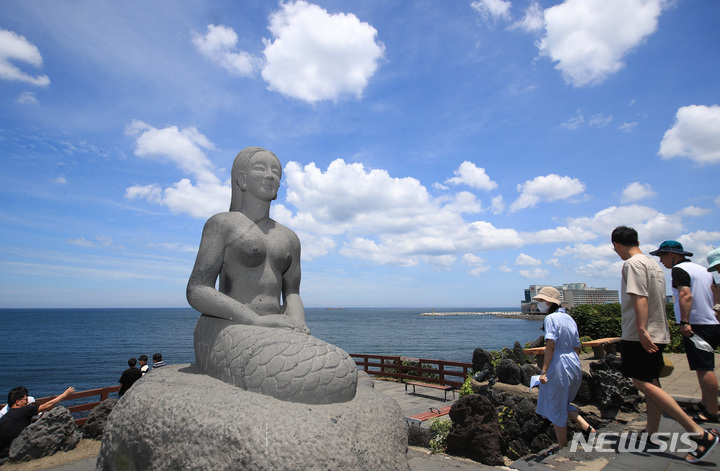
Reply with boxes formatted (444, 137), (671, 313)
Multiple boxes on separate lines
(258, 314), (310, 334)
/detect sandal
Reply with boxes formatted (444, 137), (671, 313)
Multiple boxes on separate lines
(685, 428), (719, 464)
(697, 404), (720, 423)
(581, 426), (596, 440)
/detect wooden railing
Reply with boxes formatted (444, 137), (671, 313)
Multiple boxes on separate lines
(2, 386), (120, 427)
(350, 354), (472, 388)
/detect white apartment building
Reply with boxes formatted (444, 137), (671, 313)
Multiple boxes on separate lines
(521, 283), (619, 315)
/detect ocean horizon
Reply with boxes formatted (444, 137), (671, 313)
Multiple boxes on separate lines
(1, 307), (543, 400)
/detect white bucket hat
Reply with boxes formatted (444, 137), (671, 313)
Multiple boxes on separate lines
(533, 286), (561, 305)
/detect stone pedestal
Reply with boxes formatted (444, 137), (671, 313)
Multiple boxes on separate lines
(97, 365), (409, 470)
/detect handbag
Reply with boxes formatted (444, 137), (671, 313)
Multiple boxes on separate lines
(659, 356), (674, 378)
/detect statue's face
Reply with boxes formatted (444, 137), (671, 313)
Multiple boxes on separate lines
(243, 151), (282, 201)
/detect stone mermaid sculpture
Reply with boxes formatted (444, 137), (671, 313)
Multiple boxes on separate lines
(187, 147), (357, 404)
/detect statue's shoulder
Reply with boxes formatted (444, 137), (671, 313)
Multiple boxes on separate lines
(270, 219), (301, 243)
(204, 212), (248, 230)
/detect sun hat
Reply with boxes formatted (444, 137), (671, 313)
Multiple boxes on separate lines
(533, 286), (562, 305)
(649, 240), (693, 257)
(707, 247), (720, 272)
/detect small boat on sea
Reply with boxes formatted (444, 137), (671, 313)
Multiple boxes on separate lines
(326, 307), (344, 310)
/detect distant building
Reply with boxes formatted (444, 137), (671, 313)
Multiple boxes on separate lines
(521, 283), (619, 315)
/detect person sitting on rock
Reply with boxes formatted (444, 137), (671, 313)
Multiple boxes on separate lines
(0, 385), (74, 460)
(138, 354), (149, 375)
(152, 353), (166, 368)
(118, 358), (142, 397)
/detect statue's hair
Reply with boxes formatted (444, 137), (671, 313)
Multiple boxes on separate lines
(229, 146), (280, 211)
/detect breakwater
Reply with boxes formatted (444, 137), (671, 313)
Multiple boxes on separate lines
(420, 311), (523, 316)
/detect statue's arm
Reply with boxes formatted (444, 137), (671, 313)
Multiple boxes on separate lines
(186, 216), (263, 325)
(281, 230), (309, 333)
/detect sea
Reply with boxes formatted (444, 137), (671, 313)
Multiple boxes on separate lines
(0, 307), (545, 400)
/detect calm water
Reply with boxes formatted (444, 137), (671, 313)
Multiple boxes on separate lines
(0, 307), (544, 399)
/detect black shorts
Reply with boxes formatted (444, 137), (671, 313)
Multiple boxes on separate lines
(620, 340), (666, 382)
(683, 324), (720, 371)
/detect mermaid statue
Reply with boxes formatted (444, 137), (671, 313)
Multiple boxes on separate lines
(187, 147), (357, 404)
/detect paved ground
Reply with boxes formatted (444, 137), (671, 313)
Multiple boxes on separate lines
(40, 352), (720, 470)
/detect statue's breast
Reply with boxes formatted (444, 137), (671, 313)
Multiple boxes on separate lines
(226, 227), (267, 268)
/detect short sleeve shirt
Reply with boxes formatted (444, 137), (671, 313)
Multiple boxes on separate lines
(621, 253), (670, 344)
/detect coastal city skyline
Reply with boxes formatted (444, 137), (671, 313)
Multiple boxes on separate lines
(1, 1), (719, 309)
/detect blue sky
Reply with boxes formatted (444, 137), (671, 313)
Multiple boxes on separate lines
(1, 0), (719, 309)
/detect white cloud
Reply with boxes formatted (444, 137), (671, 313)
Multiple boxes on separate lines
(53, 176), (67, 184)
(621, 182), (656, 203)
(510, 174), (586, 212)
(471, 0), (512, 22)
(462, 253), (490, 276)
(498, 264), (513, 273)
(658, 105), (720, 164)
(619, 122), (638, 132)
(124, 120), (228, 218)
(445, 161), (498, 191)
(561, 113), (584, 130)
(261, 1), (385, 103)
(537, 0), (665, 87)
(678, 206), (710, 217)
(16, 91), (38, 105)
(516, 253), (541, 266)
(519, 267), (549, 279)
(0, 29), (50, 86)
(193, 24), (261, 76)
(588, 113), (612, 127)
(511, 1), (544, 32)
(490, 195), (504, 215)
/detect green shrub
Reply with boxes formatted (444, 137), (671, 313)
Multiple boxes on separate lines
(459, 372), (474, 398)
(428, 418), (452, 453)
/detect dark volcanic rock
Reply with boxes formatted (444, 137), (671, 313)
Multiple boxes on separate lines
(471, 348), (495, 376)
(446, 394), (509, 466)
(496, 359), (521, 385)
(83, 398), (118, 440)
(9, 406), (81, 463)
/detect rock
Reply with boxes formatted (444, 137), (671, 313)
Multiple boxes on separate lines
(495, 359), (521, 385)
(592, 368), (640, 418)
(501, 347), (520, 364)
(512, 342), (527, 366)
(97, 365), (409, 471)
(9, 406), (81, 463)
(471, 348), (494, 376)
(445, 394), (509, 466)
(519, 363), (541, 387)
(506, 438), (530, 460)
(574, 371), (594, 404)
(407, 425), (430, 448)
(83, 398), (118, 440)
(530, 434), (553, 453)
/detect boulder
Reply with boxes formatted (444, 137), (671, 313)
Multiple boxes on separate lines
(471, 348), (494, 376)
(512, 342), (527, 366)
(495, 359), (521, 385)
(83, 398), (118, 440)
(519, 363), (542, 387)
(445, 394), (509, 466)
(97, 365), (409, 471)
(9, 406), (81, 463)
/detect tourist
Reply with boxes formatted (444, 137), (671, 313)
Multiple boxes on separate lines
(651, 240), (720, 422)
(118, 358), (142, 397)
(186, 147), (309, 333)
(611, 226), (717, 463)
(0, 386), (75, 460)
(707, 246), (720, 312)
(533, 286), (594, 452)
(138, 354), (149, 376)
(152, 353), (166, 368)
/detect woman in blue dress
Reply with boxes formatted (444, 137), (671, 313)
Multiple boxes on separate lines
(534, 286), (594, 451)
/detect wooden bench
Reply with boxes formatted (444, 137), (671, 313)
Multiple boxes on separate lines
(582, 337), (621, 359)
(404, 381), (456, 402)
(404, 406), (452, 426)
(523, 347), (546, 368)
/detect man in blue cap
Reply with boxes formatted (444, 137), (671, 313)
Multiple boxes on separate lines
(651, 240), (720, 423)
